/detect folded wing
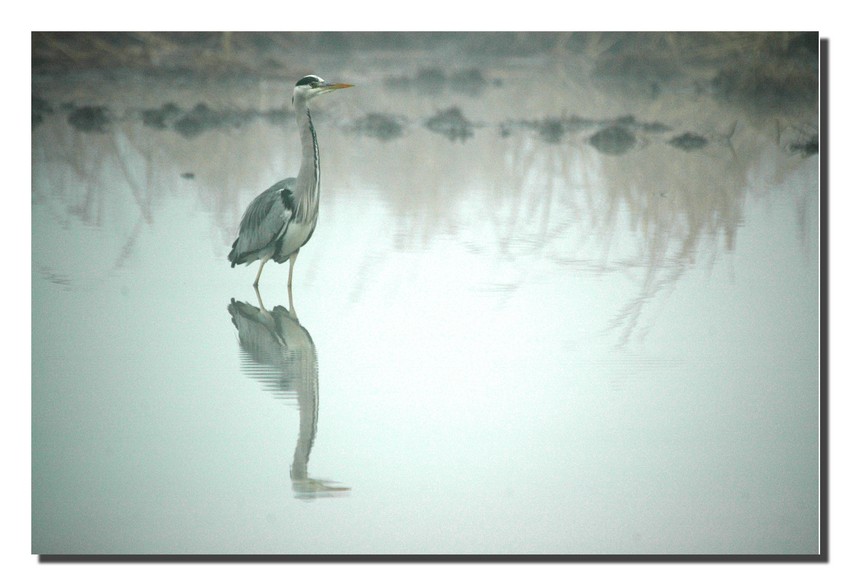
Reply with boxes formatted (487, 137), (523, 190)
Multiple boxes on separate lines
(229, 178), (297, 267)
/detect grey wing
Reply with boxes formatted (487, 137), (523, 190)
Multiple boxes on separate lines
(229, 178), (296, 266)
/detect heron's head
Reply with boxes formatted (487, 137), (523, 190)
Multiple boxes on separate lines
(292, 75), (353, 105)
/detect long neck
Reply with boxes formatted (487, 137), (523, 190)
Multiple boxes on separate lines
(293, 99), (320, 222)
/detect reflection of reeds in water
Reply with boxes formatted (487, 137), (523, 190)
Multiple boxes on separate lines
(32, 116), (159, 281)
(32, 45), (817, 345)
(349, 101), (814, 345)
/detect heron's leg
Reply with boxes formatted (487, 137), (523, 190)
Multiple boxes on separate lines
(287, 250), (299, 291)
(253, 256), (270, 287)
(287, 250), (299, 320)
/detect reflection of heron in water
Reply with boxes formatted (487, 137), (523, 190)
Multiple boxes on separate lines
(228, 288), (349, 499)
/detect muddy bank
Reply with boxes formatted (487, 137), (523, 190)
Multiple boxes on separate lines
(32, 33), (820, 158)
(33, 32), (818, 109)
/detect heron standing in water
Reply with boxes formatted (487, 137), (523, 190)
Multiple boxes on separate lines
(228, 75), (352, 293)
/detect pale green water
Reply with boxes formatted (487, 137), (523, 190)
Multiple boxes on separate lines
(32, 49), (820, 555)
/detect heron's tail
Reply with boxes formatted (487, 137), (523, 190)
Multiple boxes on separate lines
(228, 239), (239, 267)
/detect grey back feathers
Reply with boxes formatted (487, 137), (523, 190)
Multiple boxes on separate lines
(228, 178), (296, 267)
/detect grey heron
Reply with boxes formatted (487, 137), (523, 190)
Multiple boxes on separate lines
(228, 74), (352, 289)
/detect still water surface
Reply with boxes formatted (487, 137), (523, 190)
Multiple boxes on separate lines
(32, 53), (820, 555)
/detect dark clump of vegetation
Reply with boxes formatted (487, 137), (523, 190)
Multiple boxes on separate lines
(425, 107), (474, 142)
(172, 103), (257, 138)
(67, 105), (111, 133)
(352, 113), (405, 141)
(605, 114), (671, 134)
(537, 118), (565, 144)
(45, 98), (292, 138)
(142, 102), (182, 129)
(588, 125), (637, 155)
(668, 132), (709, 152)
(789, 137), (818, 157)
(32, 95), (53, 127)
(501, 114), (671, 146)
